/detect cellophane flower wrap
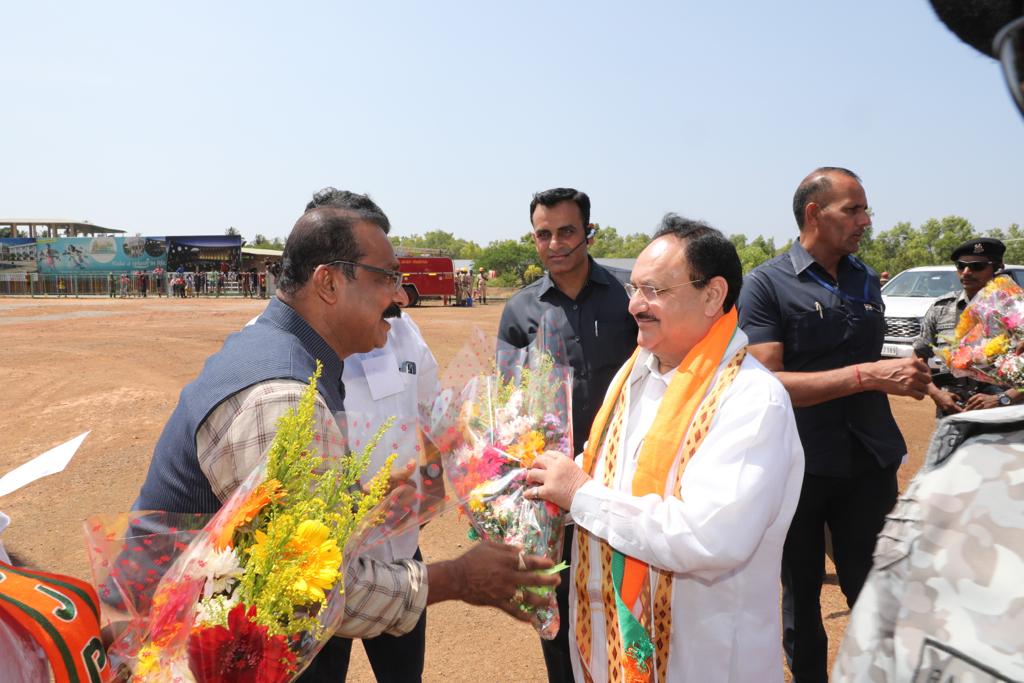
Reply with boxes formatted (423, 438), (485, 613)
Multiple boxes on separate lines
(86, 362), (404, 682)
(423, 329), (573, 639)
(938, 276), (1024, 388)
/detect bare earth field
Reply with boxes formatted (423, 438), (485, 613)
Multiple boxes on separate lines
(0, 296), (935, 682)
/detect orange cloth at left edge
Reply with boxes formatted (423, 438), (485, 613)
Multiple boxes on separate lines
(0, 559), (110, 682)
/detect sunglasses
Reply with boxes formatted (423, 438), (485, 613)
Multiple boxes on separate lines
(955, 260), (992, 273)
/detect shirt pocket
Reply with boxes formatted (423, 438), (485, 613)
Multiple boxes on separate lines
(591, 319), (637, 369)
(784, 308), (850, 354)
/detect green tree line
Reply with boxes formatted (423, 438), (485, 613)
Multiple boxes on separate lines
(238, 216), (1022, 287)
(389, 226), (654, 286)
(729, 216), (1024, 277)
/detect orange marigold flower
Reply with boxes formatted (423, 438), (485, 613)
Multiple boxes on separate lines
(212, 479), (285, 551)
(508, 430), (545, 467)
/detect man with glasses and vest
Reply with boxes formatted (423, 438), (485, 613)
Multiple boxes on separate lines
(916, 237), (1021, 415)
(834, 3), (1024, 679)
(524, 215), (804, 682)
(132, 191), (559, 679)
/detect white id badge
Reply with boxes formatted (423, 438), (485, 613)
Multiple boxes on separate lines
(363, 351), (404, 400)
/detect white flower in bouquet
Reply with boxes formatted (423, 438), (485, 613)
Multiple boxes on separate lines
(198, 547), (244, 599)
(496, 414), (533, 448)
(194, 593), (240, 627)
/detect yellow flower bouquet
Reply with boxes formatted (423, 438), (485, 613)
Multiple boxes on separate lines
(88, 362), (399, 682)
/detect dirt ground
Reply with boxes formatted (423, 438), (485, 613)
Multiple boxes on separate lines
(0, 295), (936, 681)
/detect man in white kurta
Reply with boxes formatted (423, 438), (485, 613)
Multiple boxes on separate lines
(528, 216), (804, 682)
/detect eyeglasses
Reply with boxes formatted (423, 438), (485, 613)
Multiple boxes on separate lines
(994, 15), (1024, 117)
(324, 260), (404, 292)
(624, 278), (704, 301)
(955, 260), (993, 273)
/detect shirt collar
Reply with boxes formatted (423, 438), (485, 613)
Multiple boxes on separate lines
(259, 297), (346, 388)
(629, 327), (748, 389)
(535, 257), (610, 300)
(788, 240), (864, 276)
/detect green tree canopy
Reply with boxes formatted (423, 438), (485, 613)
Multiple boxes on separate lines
(391, 230), (482, 259)
(473, 239), (541, 286)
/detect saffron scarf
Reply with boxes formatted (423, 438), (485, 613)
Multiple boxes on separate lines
(580, 308), (739, 679)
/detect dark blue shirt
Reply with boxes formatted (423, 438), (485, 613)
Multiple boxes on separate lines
(498, 258), (637, 454)
(738, 241), (906, 477)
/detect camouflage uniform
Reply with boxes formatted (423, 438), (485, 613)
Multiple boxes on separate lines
(833, 405), (1024, 681)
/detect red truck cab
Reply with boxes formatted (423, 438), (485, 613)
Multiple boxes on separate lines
(397, 252), (456, 306)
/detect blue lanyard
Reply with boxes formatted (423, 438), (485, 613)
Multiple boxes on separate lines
(804, 259), (873, 306)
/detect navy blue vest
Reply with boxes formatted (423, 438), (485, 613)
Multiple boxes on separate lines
(133, 298), (346, 513)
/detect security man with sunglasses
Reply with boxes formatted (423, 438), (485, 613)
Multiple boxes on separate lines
(916, 237), (1020, 415)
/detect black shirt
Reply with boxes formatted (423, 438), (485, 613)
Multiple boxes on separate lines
(498, 258), (638, 454)
(738, 241), (906, 477)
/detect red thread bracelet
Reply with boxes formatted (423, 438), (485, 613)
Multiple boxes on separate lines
(854, 365), (863, 390)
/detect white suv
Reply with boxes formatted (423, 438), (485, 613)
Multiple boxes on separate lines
(881, 265), (1024, 358)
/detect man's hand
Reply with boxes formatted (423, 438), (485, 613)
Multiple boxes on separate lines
(526, 451), (591, 511)
(427, 541), (560, 622)
(964, 393), (1000, 411)
(361, 458), (416, 496)
(929, 387), (964, 415)
(860, 357), (931, 399)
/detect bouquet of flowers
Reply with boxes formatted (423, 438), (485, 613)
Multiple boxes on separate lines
(938, 276), (1024, 388)
(88, 362), (400, 682)
(423, 331), (573, 639)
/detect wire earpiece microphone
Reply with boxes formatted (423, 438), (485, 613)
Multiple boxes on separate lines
(555, 228), (595, 258)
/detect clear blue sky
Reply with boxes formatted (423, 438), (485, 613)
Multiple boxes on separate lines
(3, 1), (1021, 246)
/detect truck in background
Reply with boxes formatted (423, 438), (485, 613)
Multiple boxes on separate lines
(396, 247), (456, 306)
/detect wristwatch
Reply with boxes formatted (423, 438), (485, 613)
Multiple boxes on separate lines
(998, 392), (1012, 406)
(420, 461), (443, 481)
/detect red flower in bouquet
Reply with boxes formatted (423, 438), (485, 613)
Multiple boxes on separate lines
(188, 603), (297, 683)
(150, 577), (204, 647)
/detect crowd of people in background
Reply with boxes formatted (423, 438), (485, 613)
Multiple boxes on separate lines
(90, 259), (284, 299)
(453, 266), (489, 306)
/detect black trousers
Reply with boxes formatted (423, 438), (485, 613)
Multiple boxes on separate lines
(781, 465), (898, 683)
(297, 550), (428, 683)
(540, 524), (576, 683)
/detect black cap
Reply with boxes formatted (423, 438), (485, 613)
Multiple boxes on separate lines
(950, 237), (1006, 261)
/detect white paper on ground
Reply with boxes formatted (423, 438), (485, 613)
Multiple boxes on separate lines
(0, 431), (89, 499)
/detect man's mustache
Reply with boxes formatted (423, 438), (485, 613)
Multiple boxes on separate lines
(383, 304), (403, 319)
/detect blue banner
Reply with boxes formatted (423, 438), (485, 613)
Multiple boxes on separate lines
(35, 237), (169, 273)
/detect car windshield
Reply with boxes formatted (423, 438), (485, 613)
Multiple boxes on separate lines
(882, 270), (959, 297)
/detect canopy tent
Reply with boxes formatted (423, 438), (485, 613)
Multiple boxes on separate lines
(0, 219), (125, 239)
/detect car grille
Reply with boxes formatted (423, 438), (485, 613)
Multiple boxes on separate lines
(885, 317), (921, 339)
